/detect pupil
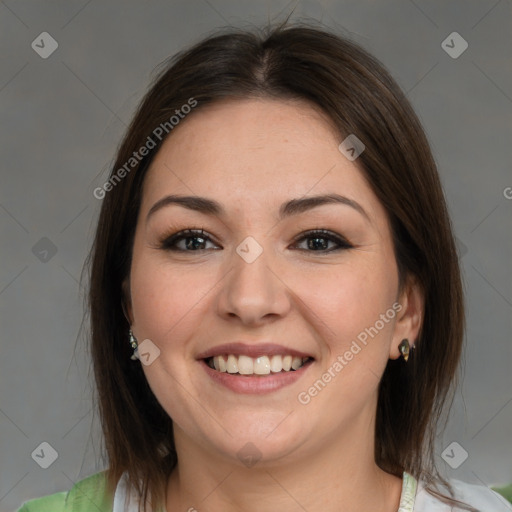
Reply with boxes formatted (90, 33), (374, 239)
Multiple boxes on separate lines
(308, 237), (327, 250)
(186, 237), (205, 250)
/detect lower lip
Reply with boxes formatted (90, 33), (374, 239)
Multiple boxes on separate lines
(200, 359), (313, 394)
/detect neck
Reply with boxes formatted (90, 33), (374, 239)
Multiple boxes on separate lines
(165, 408), (403, 512)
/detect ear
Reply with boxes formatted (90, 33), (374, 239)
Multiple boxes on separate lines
(121, 277), (134, 326)
(389, 275), (424, 360)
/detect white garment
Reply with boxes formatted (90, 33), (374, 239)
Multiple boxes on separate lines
(414, 476), (512, 511)
(113, 470), (512, 512)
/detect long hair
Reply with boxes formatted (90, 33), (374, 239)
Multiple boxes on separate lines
(87, 19), (471, 511)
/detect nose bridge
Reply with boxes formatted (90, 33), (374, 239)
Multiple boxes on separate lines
(217, 234), (289, 323)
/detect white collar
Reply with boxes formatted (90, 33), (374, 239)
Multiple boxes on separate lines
(113, 471), (143, 512)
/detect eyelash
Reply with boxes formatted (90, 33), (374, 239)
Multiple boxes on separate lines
(158, 228), (353, 253)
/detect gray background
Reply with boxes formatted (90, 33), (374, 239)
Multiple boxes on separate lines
(1, 1), (511, 510)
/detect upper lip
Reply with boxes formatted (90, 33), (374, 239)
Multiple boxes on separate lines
(196, 342), (315, 360)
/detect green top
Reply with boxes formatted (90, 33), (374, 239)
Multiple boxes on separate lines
(18, 471), (113, 512)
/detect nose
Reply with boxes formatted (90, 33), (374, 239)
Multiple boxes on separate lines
(216, 239), (291, 326)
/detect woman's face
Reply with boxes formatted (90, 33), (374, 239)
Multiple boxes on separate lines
(127, 98), (420, 465)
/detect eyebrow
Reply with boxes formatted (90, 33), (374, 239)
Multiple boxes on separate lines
(146, 193), (370, 224)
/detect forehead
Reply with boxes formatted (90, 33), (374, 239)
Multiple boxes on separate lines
(140, 98), (383, 222)
(150, 97), (339, 162)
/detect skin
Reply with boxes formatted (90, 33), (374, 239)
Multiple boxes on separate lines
(124, 98), (423, 512)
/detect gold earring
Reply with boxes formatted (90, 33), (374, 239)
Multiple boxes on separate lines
(398, 338), (412, 362)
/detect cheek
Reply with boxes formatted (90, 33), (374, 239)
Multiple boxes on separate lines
(128, 257), (216, 429)
(130, 255), (212, 341)
(298, 266), (398, 402)
(302, 259), (397, 332)
(130, 265), (173, 337)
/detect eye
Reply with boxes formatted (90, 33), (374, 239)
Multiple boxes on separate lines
(291, 229), (353, 252)
(159, 229), (221, 251)
(158, 228), (352, 253)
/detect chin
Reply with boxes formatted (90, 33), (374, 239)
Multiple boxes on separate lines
(200, 416), (309, 467)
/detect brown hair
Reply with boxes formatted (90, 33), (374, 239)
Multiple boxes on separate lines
(87, 18), (473, 511)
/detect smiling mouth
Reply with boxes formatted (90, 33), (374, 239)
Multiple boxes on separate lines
(205, 354), (314, 376)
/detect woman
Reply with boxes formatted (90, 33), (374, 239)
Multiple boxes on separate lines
(18, 20), (512, 512)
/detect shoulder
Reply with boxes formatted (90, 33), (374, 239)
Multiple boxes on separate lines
(17, 470), (115, 512)
(17, 489), (66, 512)
(449, 479), (512, 511)
(414, 477), (512, 511)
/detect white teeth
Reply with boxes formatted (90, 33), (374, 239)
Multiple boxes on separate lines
(237, 355), (253, 375)
(226, 354), (238, 374)
(218, 355), (227, 372)
(209, 354), (311, 375)
(269, 355), (282, 373)
(254, 356), (271, 375)
(291, 356), (302, 370)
